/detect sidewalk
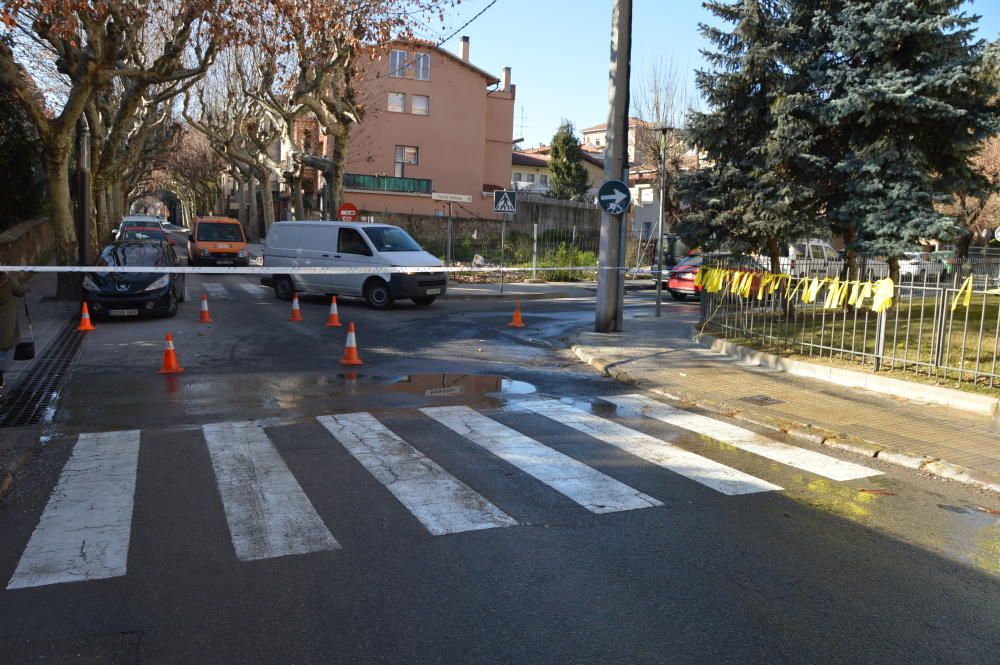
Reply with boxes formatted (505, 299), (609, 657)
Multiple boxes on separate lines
(4, 271), (77, 388)
(570, 315), (1000, 493)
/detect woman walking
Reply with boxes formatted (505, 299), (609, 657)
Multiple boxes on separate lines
(0, 271), (26, 391)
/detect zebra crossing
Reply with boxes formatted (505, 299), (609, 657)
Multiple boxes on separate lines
(184, 279), (270, 302)
(4, 395), (881, 591)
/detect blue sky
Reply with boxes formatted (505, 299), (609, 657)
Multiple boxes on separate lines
(415, 0), (1000, 148)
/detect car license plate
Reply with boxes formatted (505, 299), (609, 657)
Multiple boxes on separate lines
(109, 309), (138, 317)
(426, 288), (441, 295)
(217, 243), (232, 249)
(216, 260), (233, 265)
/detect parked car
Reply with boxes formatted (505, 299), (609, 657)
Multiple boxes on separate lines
(114, 215), (168, 241)
(899, 251), (946, 281)
(119, 225), (175, 247)
(261, 220), (446, 308)
(779, 239), (840, 278)
(188, 216), (249, 266)
(664, 253), (765, 301)
(82, 241), (185, 318)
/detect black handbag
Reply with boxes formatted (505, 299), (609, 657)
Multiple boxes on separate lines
(13, 301), (34, 361)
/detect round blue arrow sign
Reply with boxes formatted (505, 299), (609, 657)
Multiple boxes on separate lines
(597, 180), (632, 215)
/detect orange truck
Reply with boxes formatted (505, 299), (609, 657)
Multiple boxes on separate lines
(188, 217), (249, 266)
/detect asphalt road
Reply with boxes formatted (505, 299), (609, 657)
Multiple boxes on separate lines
(0, 275), (998, 664)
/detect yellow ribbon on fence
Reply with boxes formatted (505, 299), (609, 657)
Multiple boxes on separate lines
(871, 278), (895, 313)
(951, 276), (974, 312)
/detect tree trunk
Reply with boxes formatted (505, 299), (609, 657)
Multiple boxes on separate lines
(289, 174), (304, 220)
(236, 174), (247, 232)
(247, 172), (259, 242)
(888, 256), (900, 285)
(42, 144), (80, 298)
(259, 178), (275, 233)
(327, 124), (349, 216)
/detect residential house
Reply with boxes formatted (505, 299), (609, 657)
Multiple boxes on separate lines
(345, 36), (515, 218)
(511, 145), (605, 195)
(580, 117), (651, 165)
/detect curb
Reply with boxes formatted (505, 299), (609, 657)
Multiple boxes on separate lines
(569, 341), (1000, 496)
(691, 329), (1000, 419)
(442, 291), (573, 302)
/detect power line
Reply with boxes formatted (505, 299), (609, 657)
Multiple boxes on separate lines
(436, 0), (498, 47)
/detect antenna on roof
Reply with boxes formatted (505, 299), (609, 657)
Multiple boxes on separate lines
(517, 106), (527, 138)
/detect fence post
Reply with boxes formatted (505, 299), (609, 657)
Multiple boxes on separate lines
(932, 289), (949, 369)
(532, 222), (538, 281)
(499, 215), (506, 294)
(873, 309), (887, 372)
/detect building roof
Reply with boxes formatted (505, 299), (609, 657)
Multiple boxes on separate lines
(512, 151), (549, 167)
(580, 118), (650, 133)
(390, 38), (501, 86)
(523, 144), (605, 169)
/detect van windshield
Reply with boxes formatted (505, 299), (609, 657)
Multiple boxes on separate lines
(197, 223), (244, 242)
(363, 227), (422, 252)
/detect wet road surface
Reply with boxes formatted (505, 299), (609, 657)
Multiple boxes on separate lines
(0, 274), (998, 664)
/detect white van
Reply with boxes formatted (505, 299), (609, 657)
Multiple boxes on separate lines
(261, 221), (447, 308)
(778, 238), (840, 278)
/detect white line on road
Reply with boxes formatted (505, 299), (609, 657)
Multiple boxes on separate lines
(602, 394), (881, 481)
(238, 283), (267, 298)
(518, 401), (782, 496)
(317, 413), (517, 535)
(420, 406), (662, 514)
(202, 421), (339, 561)
(202, 282), (231, 299)
(7, 430), (142, 589)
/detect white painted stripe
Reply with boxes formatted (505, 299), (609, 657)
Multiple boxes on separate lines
(202, 282), (231, 299)
(202, 421), (339, 561)
(8, 430), (142, 589)
(603, 394), (881, 481)
(420, 406), (662, 514)
(317, 413), (517, 535)
(239, 283), (267, 298)
(184, 285), (191, 301)
(519, 401), (782, 496)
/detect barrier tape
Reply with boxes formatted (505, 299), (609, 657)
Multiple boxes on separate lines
(0, 264), (611, 276)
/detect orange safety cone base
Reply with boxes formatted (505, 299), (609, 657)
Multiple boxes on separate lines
(325, 296), (342, 327)
(288, 293), (304, 322)
(339, 323), (364, 365)
(76, 302), (96, 331)
(158, 366), (185, 375)
(508, 303), (525, 328)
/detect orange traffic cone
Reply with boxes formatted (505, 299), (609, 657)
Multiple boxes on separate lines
(508, 301), (525, 328)
(157, 333), (184, 374)
(198, 293), (214, 323)
(325, 296), (342, 327)
(339, 322), (363, 366)
(76, 302), (96, 331)
(288, 292), (304, 322)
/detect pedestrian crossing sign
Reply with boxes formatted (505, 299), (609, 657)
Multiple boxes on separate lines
(493, 190), (517, 214)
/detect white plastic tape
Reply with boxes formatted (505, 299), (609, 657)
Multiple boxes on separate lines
(0, 264), (611, 275)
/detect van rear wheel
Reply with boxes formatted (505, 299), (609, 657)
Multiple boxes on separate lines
(364, 279), (394, 309)
(274, 275), (295, 301)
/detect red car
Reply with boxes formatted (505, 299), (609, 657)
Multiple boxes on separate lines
(665, 255), (703, 300)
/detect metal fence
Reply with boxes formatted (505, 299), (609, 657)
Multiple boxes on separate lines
(699, 256), (1000, 389)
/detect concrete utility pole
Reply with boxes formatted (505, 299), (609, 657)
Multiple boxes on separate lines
(595, 0), (633, 333)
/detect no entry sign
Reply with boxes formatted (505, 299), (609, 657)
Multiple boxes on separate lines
(338, 202), (359, 222)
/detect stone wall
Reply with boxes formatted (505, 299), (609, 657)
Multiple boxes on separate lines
(0, 218), (54, 267)
(363, 195), (606, 262)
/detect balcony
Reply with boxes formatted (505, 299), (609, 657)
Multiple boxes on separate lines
(344, 173), (432, 195)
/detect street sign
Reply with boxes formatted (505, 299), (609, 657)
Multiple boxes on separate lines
(493, 190), (517, 214)
(597, 180), (632, 215)
(432, 192), (472, 203)
(338, 202), (359, 222)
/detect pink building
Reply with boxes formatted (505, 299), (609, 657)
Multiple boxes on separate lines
(345, 37), (515, 219)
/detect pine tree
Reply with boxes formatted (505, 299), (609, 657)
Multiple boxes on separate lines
(680, 0), (821, 272)
(804, 0), (999, 276)
(548, 121), (590, 201)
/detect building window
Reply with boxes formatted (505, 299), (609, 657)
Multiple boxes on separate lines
(411, 95), (429, 116)
(414, 53), (431, 80)
(540, 174), (548, 186)
(388, 92), (405, 112)
(513, 172), (522, 182)
(389, 49), (409, 77)
(394, 145), (419, 177)
(525, 173), (535, 184)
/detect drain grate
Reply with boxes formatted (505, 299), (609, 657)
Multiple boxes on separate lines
(0, 318), (85, 427)
(739, 394), (785, 406)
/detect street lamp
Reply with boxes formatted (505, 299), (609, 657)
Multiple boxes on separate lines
(653, 124), (676, 318)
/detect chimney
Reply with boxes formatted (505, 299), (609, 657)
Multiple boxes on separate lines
(502, 67), (511, 92)
(460, 36), (470, 61)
